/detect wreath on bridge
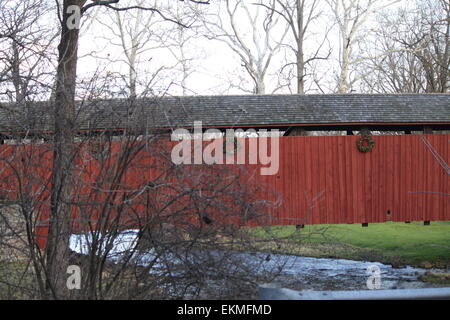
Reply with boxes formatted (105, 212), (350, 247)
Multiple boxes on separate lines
(356, 131), (375, 153)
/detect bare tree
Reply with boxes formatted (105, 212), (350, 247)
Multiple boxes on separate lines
(160, 2), (207, 96)
(39, 0), (214, 299)
(93, 0), (166, 98)
(326, 0), (400, 93)
(89, 0), (206, 97)
(204, 0), (289, 94)
(359, 0), (450, 93)
(258, 0), (331, 94)
(0, 0), (58, 103)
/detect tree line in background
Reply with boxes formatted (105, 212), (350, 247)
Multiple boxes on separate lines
(0, 0), (448, 101)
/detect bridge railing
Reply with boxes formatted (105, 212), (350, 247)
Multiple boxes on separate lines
(258, 283), (450, 300)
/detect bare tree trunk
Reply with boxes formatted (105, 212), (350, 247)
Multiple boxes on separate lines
(260, 0), (327, 94)
(255, 75), (266, 94)
(339, 29), (351, 93)
(438, 0), (449, 93)
(296, 0), (305, 94)
(129, 55), (137, 99)
(328, 0), (374, 93)
(204, 0), (288, 94)
(11, 40), (24, 102)
(46, 0), (85, 299)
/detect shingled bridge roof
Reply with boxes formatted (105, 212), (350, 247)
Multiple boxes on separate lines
(0, 94), (449, 133)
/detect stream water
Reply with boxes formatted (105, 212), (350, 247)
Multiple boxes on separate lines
(263, 253), (445, 291)
(70, 232), (447, 292)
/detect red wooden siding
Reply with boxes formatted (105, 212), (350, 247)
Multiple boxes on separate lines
(0, 133), (449, 249)
(262, 134), (449, 225)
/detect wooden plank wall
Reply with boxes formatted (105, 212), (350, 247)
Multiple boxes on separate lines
(0, 134), (448, 237)
(262, 134), (449, 225)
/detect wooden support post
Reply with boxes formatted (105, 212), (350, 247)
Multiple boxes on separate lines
(289, 128), (309, 136)
(423, 126), (433, 134)
(360, 127), (369, 135)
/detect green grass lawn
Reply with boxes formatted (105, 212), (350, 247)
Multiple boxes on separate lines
(251, 221), (450, 268)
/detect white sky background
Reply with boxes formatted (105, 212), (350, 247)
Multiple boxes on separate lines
(73, 0), (406, 97)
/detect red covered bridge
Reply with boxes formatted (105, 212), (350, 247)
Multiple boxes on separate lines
(0, 94), (449, 244)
